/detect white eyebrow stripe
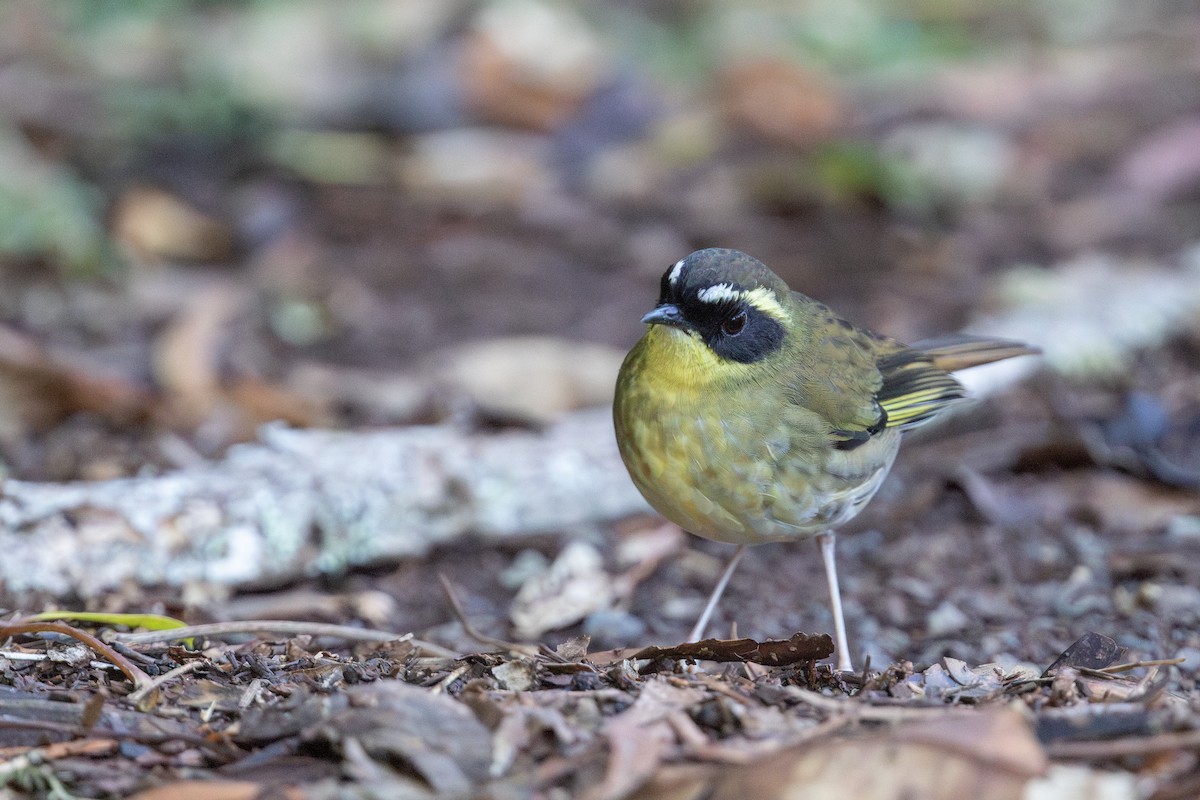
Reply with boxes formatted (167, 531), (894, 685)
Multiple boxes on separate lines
(696, 283), (739, 303)
(667, 259), (686, 285)
(696, 284), (790, 322)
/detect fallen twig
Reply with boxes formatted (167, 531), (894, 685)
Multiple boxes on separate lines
(438, 573), (537, 655)
(127, 660), (203, 706)
(1095, 657), (1186, 674)
(0, 620), (152, 690)
(1046, 729), (1200, 759)
(114, 620), (451, 655)
(0, 739), (118, 782)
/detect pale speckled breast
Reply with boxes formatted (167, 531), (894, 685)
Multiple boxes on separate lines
(614, 331), (901, 545)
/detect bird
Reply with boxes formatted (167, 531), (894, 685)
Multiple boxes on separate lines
(613, 248), (1038, 671)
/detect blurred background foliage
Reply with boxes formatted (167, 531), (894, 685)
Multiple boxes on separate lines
(0, 0), (1198, 477)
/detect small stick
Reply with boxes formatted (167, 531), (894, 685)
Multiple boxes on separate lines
(0, 620), (152, 690)
(1047, 729), (1200, 760)
(1096, 657), (1186, 674)
(437, 573), (537, 655)
(127, 660), (203, 706)
(116, 620), (455, 657)
(858, 653), (873, 689)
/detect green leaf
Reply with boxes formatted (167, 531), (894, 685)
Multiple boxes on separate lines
(31, 611), (187, 631)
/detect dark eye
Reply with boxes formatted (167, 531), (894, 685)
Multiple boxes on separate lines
(722, 310), (747, 336)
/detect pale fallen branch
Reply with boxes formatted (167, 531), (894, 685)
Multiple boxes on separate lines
(0, 409), (646, 601)
(115, 620), (417, 647)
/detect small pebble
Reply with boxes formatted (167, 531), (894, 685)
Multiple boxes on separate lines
(1173, 646), (1200, 674)
(582, 609), (646, 648)
(926, 600), (970, 636)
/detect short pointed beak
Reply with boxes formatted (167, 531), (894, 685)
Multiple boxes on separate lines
(641, 304), (687, 328)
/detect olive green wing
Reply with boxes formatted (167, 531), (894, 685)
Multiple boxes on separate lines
(780, 313), (890, 450)
(790, 324), (1037, 448)
(782, 287), (1038, 447)
(803, 333), (936, 449)
(911, 334), (1040, 372)
(877, 334), (1040, 431)
(873, 347), (965, 430)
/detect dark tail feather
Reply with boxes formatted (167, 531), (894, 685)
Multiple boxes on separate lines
(912, 334), (1040, 373)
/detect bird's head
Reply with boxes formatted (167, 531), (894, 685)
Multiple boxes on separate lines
(642, 248), (792, 365)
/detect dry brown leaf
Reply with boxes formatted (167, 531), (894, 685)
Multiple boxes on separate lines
(612, 522), (686, 600)
(624, 632), (834, 668)
(899, 708), (1049, 777)
(154, 283), (322, 437)
(153, 281), (246, 422)
(224, 376), (325, 429)
(174, 679), (250, 713)
(285, 362), (429, 424)
(647, 708), (1049, 800)
(1043, 632), (1126, 675)
(112, 186), (235, 264)
(719, 58), (843, 148)
(627, 764), (717, 800)
(0, 323), (154, 437)
(460, 4), (603, 131)
(585, 679), (712, 800)
(316, 681), (492, 796)
(434, 336), (625, 424)
(492, 658), (538, 692)
(1070, 473), (1200, 533)
(511, 542), (615, 638)
(587, 715), (677, 800)
(127, 780), (290, 800)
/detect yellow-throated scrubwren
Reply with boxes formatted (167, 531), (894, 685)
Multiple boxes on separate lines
(614, 248), (1038, 670)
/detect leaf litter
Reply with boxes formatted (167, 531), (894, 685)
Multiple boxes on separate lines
(1, 612), (1196, 799)
(2, 3), (1200, 798)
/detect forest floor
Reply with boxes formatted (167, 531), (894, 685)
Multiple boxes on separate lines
(2, 2), (1200, 798)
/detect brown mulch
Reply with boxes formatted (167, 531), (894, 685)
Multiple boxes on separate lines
(1, 618), (1189, 799)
